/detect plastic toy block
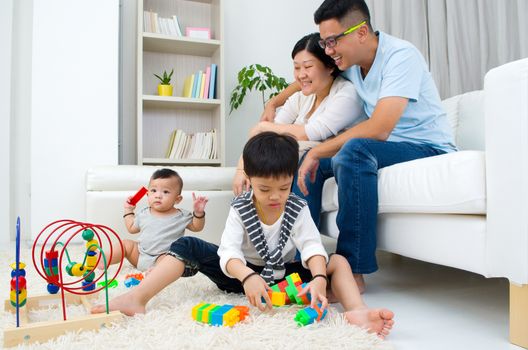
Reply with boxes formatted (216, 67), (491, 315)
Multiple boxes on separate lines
(233, 306), (249, 321)
(223, 308), (240, 327)
(201, 304), (218, 323)
(192, 302), (207, 320)
(196, 303), (212, 322)
(97, 279), (118, 288)
(286, 273), (301, 286)
(125, 273), (144, 280)
(124, 277), (141, 288)
(294, 303), (327, 326)
(128, 186), (148, 206)
(211, 305), (233, 326)
(268, 290), (287, 306)
(271, 284), (281, 292)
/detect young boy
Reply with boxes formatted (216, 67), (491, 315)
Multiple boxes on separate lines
(92, 133), (394, 338)
(99, 168), (208, 271)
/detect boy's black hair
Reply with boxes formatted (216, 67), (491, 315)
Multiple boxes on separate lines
(292, 32), (341, 78)
(150, 168), (183, 192)
(314, 0), (373, 32)
(243, 132), (299, 179)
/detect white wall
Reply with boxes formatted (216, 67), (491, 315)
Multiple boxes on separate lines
(224, 0), (321, 165)
(0, 0), (14, 245)
(29, 0), (119, 239)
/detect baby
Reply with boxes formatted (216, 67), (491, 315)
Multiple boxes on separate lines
(99, 168), (208, 271)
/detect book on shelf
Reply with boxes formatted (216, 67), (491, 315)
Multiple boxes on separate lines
(203, 66), (211, 99)
(199, 72), (206, 98)
(182, 74), (193, 98)
(143, 11), (183, 37)
(209, 63), (217, 99)
(172, 15), (183, 36)
(166, 129), (217, 160)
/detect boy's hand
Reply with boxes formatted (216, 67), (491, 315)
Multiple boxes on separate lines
(124, 196), (136, 211)
(298, 277), (328, 310)
(242, 274), (273, 312)
(192, 192), (208, 215)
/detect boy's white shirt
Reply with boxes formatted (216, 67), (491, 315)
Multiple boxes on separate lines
(218, 205), (328, 280)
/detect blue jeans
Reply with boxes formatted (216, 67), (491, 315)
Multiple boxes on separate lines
(167, 236), (313, 293)
(293, 139), (445, 274)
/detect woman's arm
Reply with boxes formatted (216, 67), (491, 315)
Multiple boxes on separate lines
(260, 82), (301, 122)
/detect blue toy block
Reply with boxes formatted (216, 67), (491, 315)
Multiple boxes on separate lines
(124, 277), (141, 288)
(210, 305), (233, 326)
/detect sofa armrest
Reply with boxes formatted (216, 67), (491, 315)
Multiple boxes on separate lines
(485, 58), (528, 284)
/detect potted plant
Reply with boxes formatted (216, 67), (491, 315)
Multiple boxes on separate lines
(154, 69), (174, 96)
(229, 64), (289, 114)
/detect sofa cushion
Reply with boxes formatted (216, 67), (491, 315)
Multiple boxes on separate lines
(86, 165), (236, 191)
(321, 150), (486, 214)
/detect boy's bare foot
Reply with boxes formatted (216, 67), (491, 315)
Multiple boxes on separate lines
(91, 291), (146, 316)
(354, 274), (365, 294)
(344, 307), (395, 339)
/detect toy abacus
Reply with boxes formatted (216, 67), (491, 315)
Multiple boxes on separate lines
(3, 219), (125, 347)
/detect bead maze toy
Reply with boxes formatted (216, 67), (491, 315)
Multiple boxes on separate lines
(192, 302), (249, 327)
(3, 219), (125, 347)
(294, 303), (328, 326)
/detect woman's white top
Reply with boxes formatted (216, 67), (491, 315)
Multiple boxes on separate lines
(274, 76), (365, 141)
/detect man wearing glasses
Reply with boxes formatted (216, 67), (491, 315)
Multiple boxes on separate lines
(262, 0), (456, 293)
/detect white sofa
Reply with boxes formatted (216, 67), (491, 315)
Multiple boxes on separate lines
(86, 58), (528, 348)
(319, 58), (528, 348)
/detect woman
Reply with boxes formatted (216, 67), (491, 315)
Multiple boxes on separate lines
(232, 32), (365, 195)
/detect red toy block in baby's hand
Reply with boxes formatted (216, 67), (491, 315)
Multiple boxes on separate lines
(128, 187), (148, 206)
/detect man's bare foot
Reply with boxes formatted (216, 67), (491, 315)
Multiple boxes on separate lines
(354, 274), (365, 294)
(91, 291), (146, 316)
(344, 308), (395, 339)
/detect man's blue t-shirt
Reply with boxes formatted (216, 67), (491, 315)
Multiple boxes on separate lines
(342, 31), (456, 153)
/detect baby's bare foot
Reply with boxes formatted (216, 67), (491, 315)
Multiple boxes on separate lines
(91, 291), (146, 316)
(344, 307), (394, 339)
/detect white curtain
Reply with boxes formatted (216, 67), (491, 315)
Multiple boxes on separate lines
(365, 0), (528, 98)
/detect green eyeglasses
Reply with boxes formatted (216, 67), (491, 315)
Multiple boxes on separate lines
(318, 20), (367, 49)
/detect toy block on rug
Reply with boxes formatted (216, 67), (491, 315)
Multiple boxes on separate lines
(192, 302), (249, 327)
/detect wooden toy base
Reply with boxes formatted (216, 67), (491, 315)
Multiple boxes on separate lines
(3, 292), (122, 348)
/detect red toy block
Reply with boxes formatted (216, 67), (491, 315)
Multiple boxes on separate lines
(128, 187), (148, 206)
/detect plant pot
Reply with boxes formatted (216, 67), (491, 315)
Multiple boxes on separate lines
(158, 84), (173, 96)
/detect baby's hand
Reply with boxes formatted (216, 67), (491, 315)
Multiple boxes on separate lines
(192, 192), (208, 215)
(124, 196), (136, 211)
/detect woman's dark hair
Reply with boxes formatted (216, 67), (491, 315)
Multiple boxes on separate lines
(292, 32), (341, 78)
(150, 168), (183, 192)
(243, 132), (299, 179)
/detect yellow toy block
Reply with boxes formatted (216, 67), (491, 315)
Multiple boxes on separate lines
(191, 302), (207, 321)
(269, 290), (287, 306)
(223, 308), (240, 327)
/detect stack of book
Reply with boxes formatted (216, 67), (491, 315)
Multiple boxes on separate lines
(143, 10), (183, 36)
(165, 129), (217, 160)
(181, 64), (217, 99)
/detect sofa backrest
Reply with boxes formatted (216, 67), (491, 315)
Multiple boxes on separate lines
(442, 90), (485, 151)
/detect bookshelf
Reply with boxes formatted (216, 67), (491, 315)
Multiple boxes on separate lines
(137, 0), (224, 166)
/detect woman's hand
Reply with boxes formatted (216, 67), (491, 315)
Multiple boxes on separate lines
(232, 169), (250, 196)
(243, 274), (273, 311)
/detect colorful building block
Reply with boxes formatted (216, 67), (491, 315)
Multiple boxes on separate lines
(294, 303), (327, 326)
(192, 302), (249, 327)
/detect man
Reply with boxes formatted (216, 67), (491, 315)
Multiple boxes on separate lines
(262, 0), (456, 292)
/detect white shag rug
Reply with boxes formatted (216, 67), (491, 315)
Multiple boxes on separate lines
(1, 245), (393, 350)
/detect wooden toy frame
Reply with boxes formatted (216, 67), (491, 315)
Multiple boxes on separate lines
(3, 292), (122, 347)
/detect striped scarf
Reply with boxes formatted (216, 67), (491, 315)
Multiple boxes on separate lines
(231, 191), (307, 284)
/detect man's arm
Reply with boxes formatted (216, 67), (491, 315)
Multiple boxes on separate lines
(309, 96), (408, 158)
(260, 82), (301, 121)
(297, 96), (408, 195)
